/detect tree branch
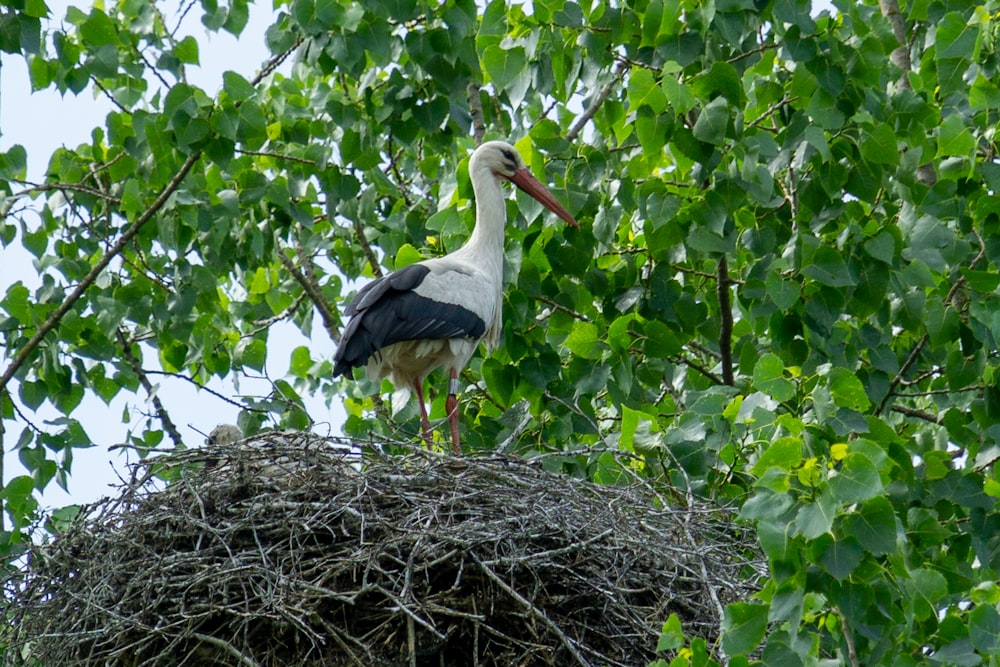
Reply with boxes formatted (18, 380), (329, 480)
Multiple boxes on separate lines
(0, 150), (202, 402)
(567, 61), (626, 142)
(353, 217), (384, 279)
(467, 82), (485, 145)
(276, 245), (341, 344)
(717, 256), (734, 386)
(117, 329), (184, 449)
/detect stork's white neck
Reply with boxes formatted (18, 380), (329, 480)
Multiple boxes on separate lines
(458, 160), (507, 273)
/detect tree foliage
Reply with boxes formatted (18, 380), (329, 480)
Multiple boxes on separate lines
(3, 0), (1000, 663)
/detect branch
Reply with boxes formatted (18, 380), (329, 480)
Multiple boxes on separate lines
(876, 334), (928, 416)
(467, 82), (485, 145)
(0, 150), (202, 402)
(532, 295), (592, 322)
(671, 354), (725, 386)
(567, 61), (626, 142)
(142, 370), (272, 414)
(191, 633), (260, 667)
(890, 405), (942, 424)
(717, 256), (734, 386)
(878, 0), (910, 73)
(11, 179), (122, 205)
(117, 329), (184, 449)
(353, 217), (384, 279)
(276, 245), (341, 344)
(471, 554), (591, 667)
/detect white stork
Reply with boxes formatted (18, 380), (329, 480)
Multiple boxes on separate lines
(332, 140), (578, 453)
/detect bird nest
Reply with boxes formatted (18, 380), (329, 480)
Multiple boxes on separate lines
(5, 432), (762, 666)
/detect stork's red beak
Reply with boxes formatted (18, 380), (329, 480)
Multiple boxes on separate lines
(507, 167), (579, 227)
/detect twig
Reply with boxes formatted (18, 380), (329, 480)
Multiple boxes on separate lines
(11, 180), (122, 205)
(717, 256), (734, 386)
(671, 354), (725, 386)
(235, 148), (319, 166)
(567, 61), (626, 142)
(141, 370), (272, 414)
(276, 245), (341, 344)
(191, 632), (261, 667)
(467, 83), (485, 145)
(353, 217), (384, 279)
(253, 35), (304, 85)
(472, 554), (592, 667)
(876, 334), (928, 416)
(117, 329), (184, 449)
(533, 295), (592, 322)
(890, 405), (942, 424)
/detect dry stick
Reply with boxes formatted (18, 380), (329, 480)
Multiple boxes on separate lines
(717, 256), (735, 386)
(191, 632), (261, 667)
(467, 83), (486, 145)
(117, 328), (184, 449)
(472, 554), (592, 667)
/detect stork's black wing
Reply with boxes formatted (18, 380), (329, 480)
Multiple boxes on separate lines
(333, 263), (487, 377)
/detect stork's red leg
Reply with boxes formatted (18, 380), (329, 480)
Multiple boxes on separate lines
(446, 369), (461, 455)
(413, 381), (433, 445)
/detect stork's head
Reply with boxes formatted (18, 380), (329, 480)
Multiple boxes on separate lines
(470, 141), (578, 227)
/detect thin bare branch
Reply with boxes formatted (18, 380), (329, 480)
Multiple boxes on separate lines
(567, 61), (627, 142)
(118, 328), (184, 449)
(276, 245), (341, 344)
(717, 257), (734, 386)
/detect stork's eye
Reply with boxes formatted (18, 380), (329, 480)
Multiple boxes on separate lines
(500, 149), (516, 163)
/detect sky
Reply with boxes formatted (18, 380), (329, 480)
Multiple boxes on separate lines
(0, 0), (339, 509)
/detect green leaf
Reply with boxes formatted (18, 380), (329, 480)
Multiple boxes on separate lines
(642, 319), (681, 358)
(766, 271), (800, 310)
(239, 339), (267, 371)
(828, 369), (871, 411)
(174, 35), (199, 64)
(656, 613), (684, 652)
(863, 230), (896, 264)
(937, 114), (976, 157)
(814, 534), (863, 579)
(935, 11), (980, 61)
(753, 353), (795, 402)
(961, 268), (1000, 292)
(806, 89), (844, 129)
(627, 68), (667, 114)
(829, 452), (881, 503)
(393, 243), (423, 269)
(795, 490), (836, 539)
(222, 70), (255, 99)
(692, 96), (729, 145)
(753, 436), (802, 477)
(970, 604), (1000, 655)
(842, 496), (897, 555)
(860, 122), (898, 165)
(289, 346), (312, 377)
(907, 567), (948, 622)
(79, 9), (118, 46)
(564, 320), (602, 360)
(722, 602), (768, 656)
(482, 45), (527, 92)
(802, 246), (855, 287)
